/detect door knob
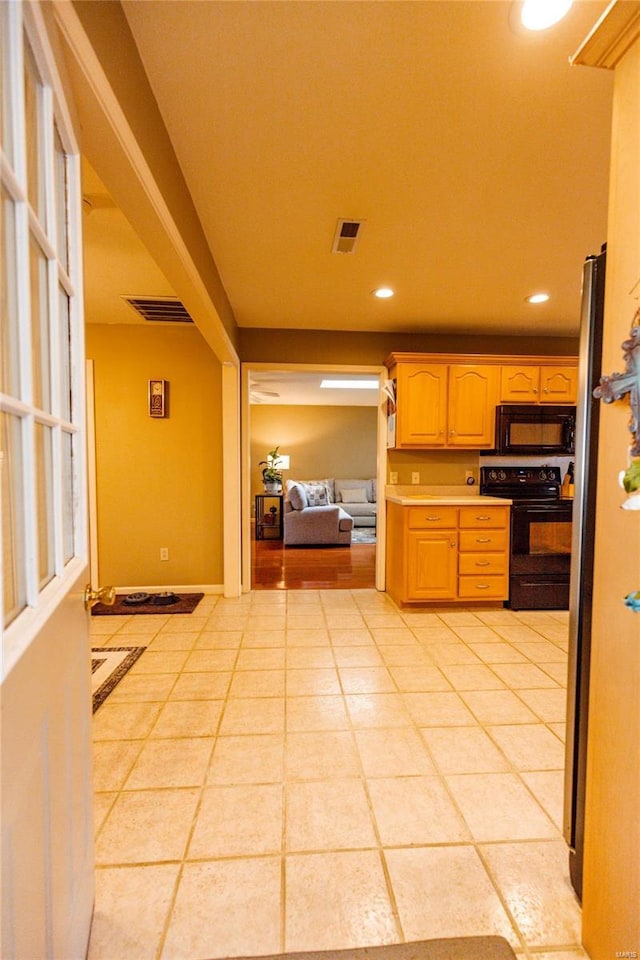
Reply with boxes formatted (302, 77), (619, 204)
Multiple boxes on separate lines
(84, 584), (116, 610)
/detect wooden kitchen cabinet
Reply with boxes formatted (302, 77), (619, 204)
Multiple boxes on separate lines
(457, 505), (510, 601)
(500, 364), (577, 404)
(386, 500), (510, 605)
(391, 359), (498, 449)
(448, 364), (499, 446)
(407, 530), (458, 600)
(396, 362), (448, 446)
(386, 354), (578, 450)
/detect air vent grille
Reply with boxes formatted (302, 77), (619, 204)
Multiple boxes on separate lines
(331, 218), (365, 254)
(123, 296), (194, 323)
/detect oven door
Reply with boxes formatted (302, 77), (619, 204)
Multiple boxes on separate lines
(510, 500), (573, 609)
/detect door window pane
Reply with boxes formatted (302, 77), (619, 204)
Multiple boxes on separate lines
(58, 286), (72, 421)
(24, 40), (44, 220)
(30, 234), (51, 412)
(1, 188), (20, 397)
(62, 429), (75, 564)
(34, 421), (54, 588)
(54, 127), (69, 272)
(1, 413), (27, 627)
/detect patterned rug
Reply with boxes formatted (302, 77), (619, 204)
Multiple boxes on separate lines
(91, 592), (204, 616)
(352, 528), (376, 544)
(91, 646), (145, 711)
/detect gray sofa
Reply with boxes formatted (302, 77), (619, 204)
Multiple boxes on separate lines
(283, 478), (376, 546)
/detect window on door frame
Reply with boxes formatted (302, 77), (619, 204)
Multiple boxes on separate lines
(1, 1), (86, 678)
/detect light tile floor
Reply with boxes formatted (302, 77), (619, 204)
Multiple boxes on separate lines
(88, 590), (589, 960)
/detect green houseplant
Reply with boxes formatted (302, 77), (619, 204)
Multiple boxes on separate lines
(259, 446), (283, 493)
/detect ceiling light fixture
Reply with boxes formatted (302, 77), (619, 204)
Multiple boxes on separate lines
(373, 287), (394, 299)
(526, 292), (550, 304)
(520, 0), (573, 31)
(320, 380), (379, 390)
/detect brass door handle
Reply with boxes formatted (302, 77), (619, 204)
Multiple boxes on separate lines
(84, 584), (116, 610)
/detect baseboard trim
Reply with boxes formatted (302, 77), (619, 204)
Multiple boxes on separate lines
(113, 584), (224, 595)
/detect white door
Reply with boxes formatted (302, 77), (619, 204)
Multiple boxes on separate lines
(1, 3), (94, 957)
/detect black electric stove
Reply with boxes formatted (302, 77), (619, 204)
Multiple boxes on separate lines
(480, 466), (573, 610)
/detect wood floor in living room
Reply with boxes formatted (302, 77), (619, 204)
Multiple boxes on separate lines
(252, 539), (376, 590)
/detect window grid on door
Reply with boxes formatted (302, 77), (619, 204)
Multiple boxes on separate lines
(1, 2), (85, 654)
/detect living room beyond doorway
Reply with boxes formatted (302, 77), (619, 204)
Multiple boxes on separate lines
(246, 366), (383, 591)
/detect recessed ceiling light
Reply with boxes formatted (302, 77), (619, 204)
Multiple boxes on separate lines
(373, 287), (394, 299)
(320, 379), (379, 390)
(520, 0), (573, 31)
(526, 292), (550, 304)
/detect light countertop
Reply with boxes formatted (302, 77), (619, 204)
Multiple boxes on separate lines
(385, 485), (512, 506)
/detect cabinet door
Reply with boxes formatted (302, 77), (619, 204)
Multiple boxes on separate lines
(396, 363), (447, 447)
(407, 530), (457, 600)
(500, 365), (541, 402)
(539, 366), (577, 404)
(448, 365), (499, 447)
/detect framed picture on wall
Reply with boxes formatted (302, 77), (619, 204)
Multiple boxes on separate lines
(148, 379), (168, 418)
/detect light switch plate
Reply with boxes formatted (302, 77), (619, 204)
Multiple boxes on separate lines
(411, 472), (420, 484)
(389, 471), (398, 484)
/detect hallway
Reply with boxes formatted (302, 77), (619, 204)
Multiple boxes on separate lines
(89, 589), (585, 960)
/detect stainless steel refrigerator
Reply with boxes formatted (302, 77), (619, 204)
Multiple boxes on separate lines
(563, 245), (606, 901)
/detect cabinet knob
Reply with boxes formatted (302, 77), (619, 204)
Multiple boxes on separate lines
(449, 429), (456, 436)
(543, 388), (549, 393)
(533, 387), (538, 394)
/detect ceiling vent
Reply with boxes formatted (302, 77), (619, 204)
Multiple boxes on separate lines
(123, 296), (194, 323)
(331, 218), (365, 254)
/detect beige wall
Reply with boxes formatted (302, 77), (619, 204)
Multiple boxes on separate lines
(388, 449), (480, 486)
(240, 328), (579, 365)
(250, 405), (377, 496)
(86, 324), (223, 588)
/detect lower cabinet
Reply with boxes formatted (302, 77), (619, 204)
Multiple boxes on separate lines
(386, 501), (510, 605)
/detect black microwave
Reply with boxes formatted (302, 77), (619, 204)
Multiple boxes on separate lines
(493, 404), (576, 455)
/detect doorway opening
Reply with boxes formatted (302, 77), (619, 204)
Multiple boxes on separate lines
(241, 363), (388, 593)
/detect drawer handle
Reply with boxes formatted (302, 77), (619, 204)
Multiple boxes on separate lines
(425, 515), (441, 521)
(476, 561), (491, 567)
(475, 515), (491, 521)
(475, 584), (490, 590)
(476, 537), (491, 543)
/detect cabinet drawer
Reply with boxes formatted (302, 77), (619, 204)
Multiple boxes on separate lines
(458, 575), (509, 599)
(459, 529), (509, 552)
(459, 506), (509, 529)
(459, 553), (507, 575)
(407, 506), (458, 529)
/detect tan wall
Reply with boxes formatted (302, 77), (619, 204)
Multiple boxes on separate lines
(250, 405), (377, 497)
(240, 328), (579, 365)
(387, 449), (480, 486)
(582, 34), (640, 958)
(86, 324), (223, 587)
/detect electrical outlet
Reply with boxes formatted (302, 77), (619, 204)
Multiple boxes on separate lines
(389, 471), (398, 484)
(411, 471), (420, 484)
(160, 547), (169, 561)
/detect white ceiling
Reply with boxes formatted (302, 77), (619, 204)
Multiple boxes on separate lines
(114, 0), (613, 339)
(249, 370), (381, 406)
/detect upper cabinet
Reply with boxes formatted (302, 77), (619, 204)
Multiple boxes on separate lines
(501, 364), (577, 404)
(386, 353), (577, 449)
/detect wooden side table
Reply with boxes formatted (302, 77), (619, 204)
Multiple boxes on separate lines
(254, 494), (284, 540)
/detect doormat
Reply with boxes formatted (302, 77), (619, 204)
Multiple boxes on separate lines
(91, 646), (145, 712)
(91, 592), (204, 616)
(229, 937), (516, 960)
